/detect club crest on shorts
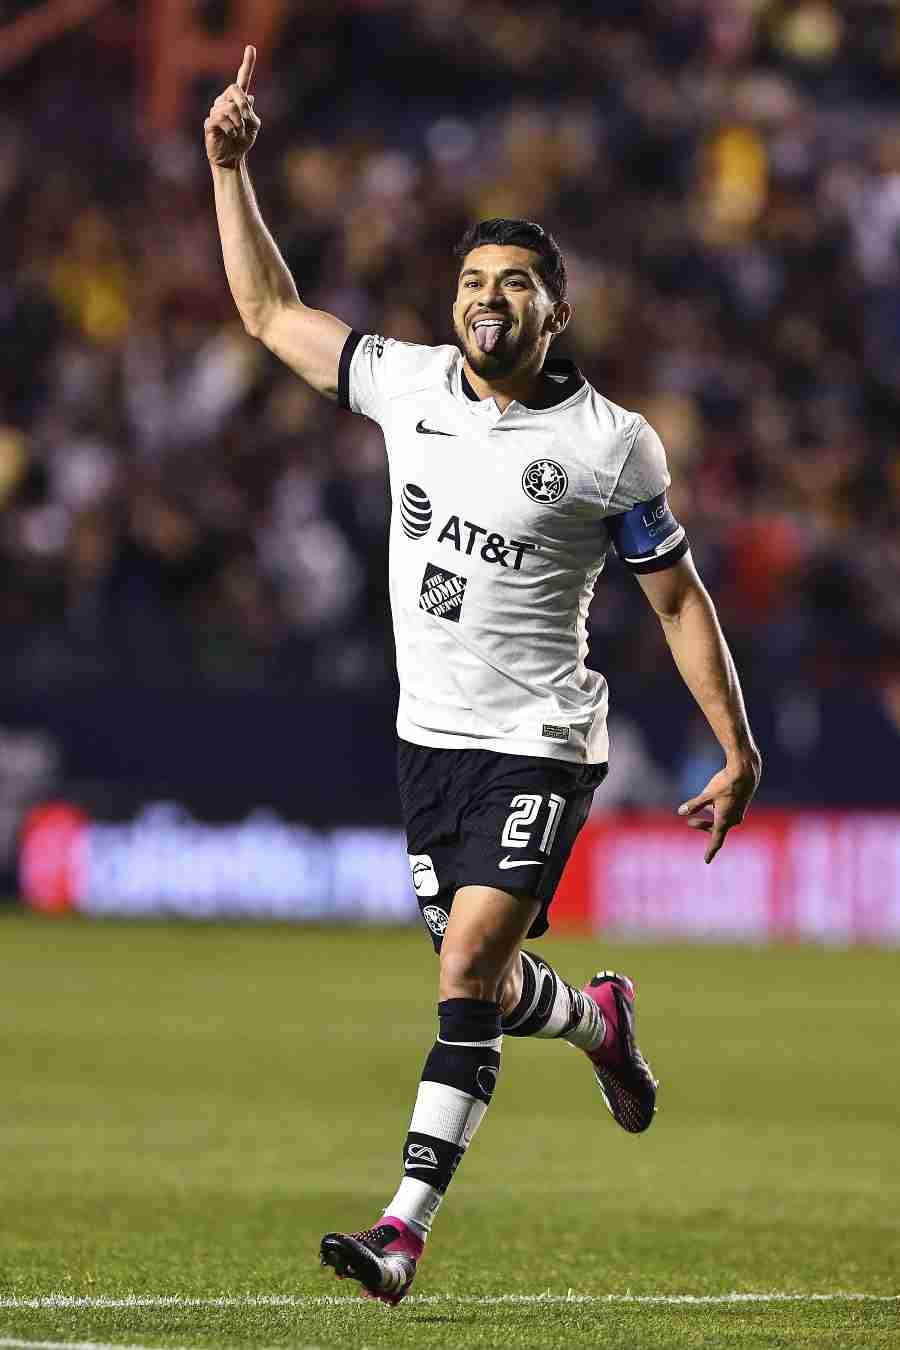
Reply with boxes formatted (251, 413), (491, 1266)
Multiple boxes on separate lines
(421, 904), (449, 936)
(522, 459), (568, 504)
(408, 853), (440, 899)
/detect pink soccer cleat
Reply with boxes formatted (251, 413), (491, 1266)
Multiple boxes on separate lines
(319, 1216), (423, 1306)
(582, 971), (658, 1133)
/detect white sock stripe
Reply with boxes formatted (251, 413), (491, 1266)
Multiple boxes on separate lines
(437, 1035), (503, 1050)
(532, 969), (572, 1039)
(502, 952), (544, 1031)
(410, 1079), (488, 1144)
(384, 1176), (441, 1236)
(565, 995), (605, 1052)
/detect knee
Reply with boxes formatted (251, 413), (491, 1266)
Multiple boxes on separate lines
(439, 944), (506, 1003)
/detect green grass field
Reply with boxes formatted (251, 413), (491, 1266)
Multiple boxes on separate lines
(0, 912), (897, 1349)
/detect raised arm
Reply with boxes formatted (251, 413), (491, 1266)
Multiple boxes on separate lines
(637, 555), (762, 863)
(205, 46), (350, 400)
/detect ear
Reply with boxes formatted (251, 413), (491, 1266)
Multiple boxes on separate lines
(546, 300), (571, 337)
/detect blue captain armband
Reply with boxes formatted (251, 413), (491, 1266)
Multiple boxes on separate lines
(605, 491), (690, 574)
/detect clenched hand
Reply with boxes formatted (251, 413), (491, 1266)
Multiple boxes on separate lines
(205, 45), (261, 168)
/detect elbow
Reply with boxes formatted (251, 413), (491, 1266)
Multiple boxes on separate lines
(655, 589), (694, 625)
(240, 302), (278, 342)
(655, 601), (684, 626)
(241, 313), (265, 341)
(655, 586), (707, 628)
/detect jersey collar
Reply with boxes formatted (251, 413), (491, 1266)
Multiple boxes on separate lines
(458, 356), (585, 414)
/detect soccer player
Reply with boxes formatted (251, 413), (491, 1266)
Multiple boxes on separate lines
(207, 47), (761, 1305)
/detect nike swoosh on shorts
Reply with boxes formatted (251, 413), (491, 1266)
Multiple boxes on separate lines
(498, 856), (543, 869)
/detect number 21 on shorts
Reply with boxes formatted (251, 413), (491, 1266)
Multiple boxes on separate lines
(501, 793), (565, 853)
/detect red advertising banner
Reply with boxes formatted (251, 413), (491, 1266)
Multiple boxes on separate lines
(555, 811), (900, 943)
(19, 802), (88, 914)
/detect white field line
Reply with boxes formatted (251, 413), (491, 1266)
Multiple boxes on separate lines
(0, 1340), (327, 1350)
(0, 1341), (195, 1350)
(0, 1292), (897, 1310)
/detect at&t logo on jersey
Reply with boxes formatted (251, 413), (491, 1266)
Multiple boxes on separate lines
(400, 483), (432, 539)
(437, 516), (538, 570)
(419, 563), (467, 622)
(522, 459), (568, 504)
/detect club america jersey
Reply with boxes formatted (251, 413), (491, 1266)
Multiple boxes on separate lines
(338, 332), (689, 763)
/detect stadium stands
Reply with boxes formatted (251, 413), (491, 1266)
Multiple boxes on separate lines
(1, 0), (899, 805)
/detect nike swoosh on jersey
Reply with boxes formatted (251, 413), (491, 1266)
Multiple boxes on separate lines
(416, 419), (456, 437)
(498, 856), (544, 869)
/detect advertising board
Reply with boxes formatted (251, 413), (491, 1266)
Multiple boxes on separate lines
(18, 803), (900, 944)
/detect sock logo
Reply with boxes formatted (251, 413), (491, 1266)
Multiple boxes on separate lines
(476, 1064), (498, 1100)
(405, 1143), (439, 1170)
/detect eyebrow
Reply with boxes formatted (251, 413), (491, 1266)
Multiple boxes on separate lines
(459, 266), (534, 282)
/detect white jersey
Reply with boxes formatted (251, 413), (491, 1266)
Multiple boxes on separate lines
(339, 334), (688, 763)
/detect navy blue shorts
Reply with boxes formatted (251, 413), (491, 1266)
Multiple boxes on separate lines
(397, 739), (607, 952)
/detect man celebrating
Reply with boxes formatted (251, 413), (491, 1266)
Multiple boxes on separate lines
(206, 47), (761, 1306)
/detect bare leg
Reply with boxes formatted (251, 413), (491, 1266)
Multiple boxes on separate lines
(438, 884), (540, 1001)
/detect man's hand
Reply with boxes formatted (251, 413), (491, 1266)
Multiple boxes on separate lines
(205, 45), (261, 168)
(677, 754), (761, 864)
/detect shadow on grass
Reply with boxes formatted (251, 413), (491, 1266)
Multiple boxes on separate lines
(410, 1312), (479, 1325)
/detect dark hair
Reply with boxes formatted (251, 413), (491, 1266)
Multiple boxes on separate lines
(453, 218), (567, 302)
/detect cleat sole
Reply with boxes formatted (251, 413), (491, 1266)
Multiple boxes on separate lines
(320, 1236), (373, 1284)
(319, 1232), (413, 1307)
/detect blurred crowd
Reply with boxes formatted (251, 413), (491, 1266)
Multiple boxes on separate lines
(2, 0), (900, 712)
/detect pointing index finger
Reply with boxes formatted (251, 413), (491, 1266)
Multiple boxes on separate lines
(705, 826), (726, 864)
(237, 45), (256, 92)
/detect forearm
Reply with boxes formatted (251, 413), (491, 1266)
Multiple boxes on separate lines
(211, 160), (298, 336)
(659, 584), (757, 765)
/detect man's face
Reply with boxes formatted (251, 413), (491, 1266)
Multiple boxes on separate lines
(451, 244), (569, 378)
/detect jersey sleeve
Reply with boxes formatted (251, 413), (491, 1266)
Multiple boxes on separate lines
(338, 330), (433, 422)
(604, 421), (690, 574)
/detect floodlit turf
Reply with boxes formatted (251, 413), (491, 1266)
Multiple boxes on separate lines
(0, 912), (897, 1349)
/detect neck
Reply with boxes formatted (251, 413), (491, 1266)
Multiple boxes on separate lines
(462, 357), (547, 413)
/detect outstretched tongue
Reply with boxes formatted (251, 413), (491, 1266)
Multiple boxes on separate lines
(475, 323), (505, 354)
